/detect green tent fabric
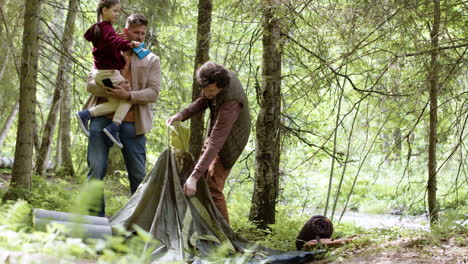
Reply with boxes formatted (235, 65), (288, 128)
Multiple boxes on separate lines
(110, 124), (323, 263)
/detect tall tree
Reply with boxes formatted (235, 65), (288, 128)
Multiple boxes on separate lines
(4, 0), (42, 199)
(249, 0), (282, 229)
(427, 0), (441, 224)
(0, 3), (22, 152)
(35, 87), (61, 174)
(36, 0), (79, 175)
(56, 72), (74, 177)
(189, 0), (213, 159)
(0, 46), (14, 149)
(0, 0), (5, 17)
(324, 79), (344, 217)
(0, 53), (8, 78)
(55, 127), (62, 166)
(55, 0), (78, 177)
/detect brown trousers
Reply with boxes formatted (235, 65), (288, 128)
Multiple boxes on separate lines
(206, 155), (231, 223)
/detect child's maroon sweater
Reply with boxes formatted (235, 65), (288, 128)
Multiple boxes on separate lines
(84, 21), (131, 70)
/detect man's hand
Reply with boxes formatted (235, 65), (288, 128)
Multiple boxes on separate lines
(183, 175), (198, 197)
(104, 84), (131, 100)
(119, 80), (131, 91)
(166, 114), (182, 126)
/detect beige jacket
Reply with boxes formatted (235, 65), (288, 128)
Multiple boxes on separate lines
(84, 52), (161, 135)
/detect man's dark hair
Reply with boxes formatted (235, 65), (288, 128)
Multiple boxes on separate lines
(126, 14), (148, 27)
(196, 61), (230, 89)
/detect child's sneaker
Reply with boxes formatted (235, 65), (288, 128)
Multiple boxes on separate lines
(103, 123), (123, 149)
(76, 110), (92, 136)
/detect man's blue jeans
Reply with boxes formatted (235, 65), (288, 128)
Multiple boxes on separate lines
(87, 117), (146, 217)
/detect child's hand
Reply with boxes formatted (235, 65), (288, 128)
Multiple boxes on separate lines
(117, 30), (127, 40)
(130, 41), (141, 49)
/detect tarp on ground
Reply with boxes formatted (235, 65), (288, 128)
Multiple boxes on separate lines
(110, 123), (323, 263)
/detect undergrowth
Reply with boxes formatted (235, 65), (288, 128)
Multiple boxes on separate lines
(0, 199), (159, 263)
(0, 167), (465, 263)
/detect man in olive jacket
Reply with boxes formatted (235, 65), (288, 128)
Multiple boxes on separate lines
(84, 14), (161, 217)
(167, 61), (250, 224)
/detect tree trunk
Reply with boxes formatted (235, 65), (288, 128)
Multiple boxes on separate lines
(394, 128), (402, 158)
(428, 0), (440, 225)
(0, 0), (5, 25)
(55, 127), (62, 166)
(33, 117), (40, 154)
(36, 0), (78, 176)
(57, 99), (74, 176)
(5, 0), (42, 200)
(55, 0), (78, 177)
(391, 62), (402, 159)
(35, 90), (61, 175)
(0, 100), (19, 148)
(0, 53), (9, 79)
(325, 83), (344, 217)
(0, 6), (21, 77)
(249, 0), (282, 229)
(189, 0), (213, 159)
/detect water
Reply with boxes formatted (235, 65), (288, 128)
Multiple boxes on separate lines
(335, 212), (430, 230)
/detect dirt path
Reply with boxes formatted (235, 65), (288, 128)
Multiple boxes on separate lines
(315, 236), (467, 264)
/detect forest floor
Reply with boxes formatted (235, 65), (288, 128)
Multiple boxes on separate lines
(2, 234), (466, 263)
(1, 171), (467, 263)
(313, 234), (467, 264)
(0, 171), (10, 189)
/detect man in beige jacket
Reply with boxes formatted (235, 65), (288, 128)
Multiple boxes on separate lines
(83, 14), (161, 217)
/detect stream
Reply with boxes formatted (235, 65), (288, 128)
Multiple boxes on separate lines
(334, 212), (430, 230)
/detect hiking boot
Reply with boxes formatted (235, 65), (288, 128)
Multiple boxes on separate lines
(76, 110), (92, 136)
(103, 123), (123, 149)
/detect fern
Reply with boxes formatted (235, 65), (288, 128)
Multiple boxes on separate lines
(0, 200), (31, 232)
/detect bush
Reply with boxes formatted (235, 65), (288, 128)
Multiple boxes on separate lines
(29, 175), (79, 212)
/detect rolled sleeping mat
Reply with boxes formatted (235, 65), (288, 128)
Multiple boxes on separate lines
(34, 218), (112, 239)
(33, 209), (109, 226)
(1, 157), (14, 168)
(0, 157), (11, 168)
